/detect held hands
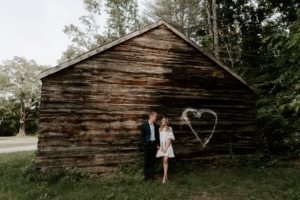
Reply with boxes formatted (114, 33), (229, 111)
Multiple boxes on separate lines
(157, 145), (160, 150)
(163, 147), (168, 153)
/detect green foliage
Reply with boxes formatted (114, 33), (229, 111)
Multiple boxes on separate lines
(58, 0), (143, 63)
(0, 57), (49, 136)
(21, 153), (41, 182)
(274, 9), (300, 114)
(142, 0), (202, 42)
(0, 98), (18, 136)
(2, 151), (300, 200)
(257, 109), (298, 153)
(0, 57), (48, 100)
(119, 150), (279, 177)
(118, 151), (144, 175)
(58, 0), (110, 64)
(228, 145), (278, 168)
(105, 0), (143, 40)
(119, 157), (207, 176)
(119, 159), (143, 175)
(21, 155), (96, 184)
(250, 8), (300, 154)
(25, 111), (39, 135)
(60, 166), (97, 183)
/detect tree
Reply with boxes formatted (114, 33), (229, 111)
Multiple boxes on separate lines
(0, 97), (18, 136)
(249, 5), (300, 152)
(204, 0), (213, 50)
(211, 0), (219, 59)
(260, 9), (300, 113)
(105, 0), (143, 40)
(58, 0), (143, 64)
(142, 0), (203, 42)
(0, 57), (49, 136)
(142, 0), (250, 66)
(58, 0), (110, 64)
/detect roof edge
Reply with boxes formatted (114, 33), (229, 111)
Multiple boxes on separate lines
(38, 19), (255, 91)
(38, 20), (165, 79)
(160, 21), (256, 91)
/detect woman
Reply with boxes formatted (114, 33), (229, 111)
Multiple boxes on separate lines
(156, 117), (175, 184)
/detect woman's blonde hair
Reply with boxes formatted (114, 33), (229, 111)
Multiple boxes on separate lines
(159, 117), (169, 132)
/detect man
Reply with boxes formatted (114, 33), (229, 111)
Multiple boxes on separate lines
(140, 111), (160, 181)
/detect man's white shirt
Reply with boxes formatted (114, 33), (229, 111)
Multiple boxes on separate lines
(149, 121), (155, 141)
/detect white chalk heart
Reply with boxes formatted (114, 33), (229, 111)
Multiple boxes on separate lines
(182, 108), (217, 147)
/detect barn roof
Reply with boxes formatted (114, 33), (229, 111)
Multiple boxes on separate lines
(38, 20), (255, 91)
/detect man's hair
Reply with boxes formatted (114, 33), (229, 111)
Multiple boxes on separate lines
(149, 111), (157, 117)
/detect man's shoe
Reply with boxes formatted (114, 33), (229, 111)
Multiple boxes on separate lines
(144, 176), (149, 181)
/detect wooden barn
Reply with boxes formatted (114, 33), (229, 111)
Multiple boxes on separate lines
(36, 20), (258, 173)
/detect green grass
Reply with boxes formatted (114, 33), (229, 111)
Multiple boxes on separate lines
(0, 136), (37, 149)
(1, 151), (300, 200)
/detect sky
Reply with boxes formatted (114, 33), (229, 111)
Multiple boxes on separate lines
(0, 0), (143, 67)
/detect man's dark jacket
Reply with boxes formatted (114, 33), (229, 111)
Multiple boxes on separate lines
(140, 121), (160, 147)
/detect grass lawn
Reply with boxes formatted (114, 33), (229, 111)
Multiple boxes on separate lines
(1, 151), (300, 200)
(0, 136), (38, 149)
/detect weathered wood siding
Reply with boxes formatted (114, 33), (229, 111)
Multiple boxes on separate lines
(36, 25), (257, 173)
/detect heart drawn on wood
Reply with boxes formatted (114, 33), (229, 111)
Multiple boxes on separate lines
(182, 108), (218, 147)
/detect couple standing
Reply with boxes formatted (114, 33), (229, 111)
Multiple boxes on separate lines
(140, 111), (175, 183)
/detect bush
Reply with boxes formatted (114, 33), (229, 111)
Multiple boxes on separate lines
(0, 119), (17, 136)
(228, 144), (278, 168)
(257, 110), (299, 154)
(21, 156), (96, 184)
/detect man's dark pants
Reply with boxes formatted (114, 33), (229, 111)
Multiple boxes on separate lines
(143, 141), (157, 179)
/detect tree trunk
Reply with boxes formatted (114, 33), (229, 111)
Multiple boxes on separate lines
(225, 44), (235, 68)
(18, 122), (26, 136)
(212, 0), (219, 59)
(205, 0), (214, 52)
(17, 102), (26, 136)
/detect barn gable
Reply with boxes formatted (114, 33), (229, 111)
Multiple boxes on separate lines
(38, 20), (255, 91)
(36, 20), (258, 173)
